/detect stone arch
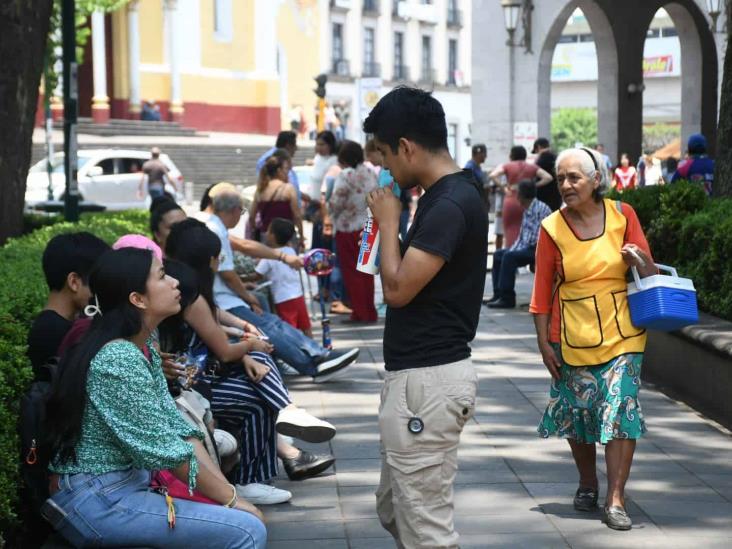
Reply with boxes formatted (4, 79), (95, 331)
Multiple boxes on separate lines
(658, 1), (718, 153)
(537, 0), (619, 159)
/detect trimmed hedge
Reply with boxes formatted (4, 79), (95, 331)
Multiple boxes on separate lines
(0, 210), (149, 531)
(608, 181), (732, 321)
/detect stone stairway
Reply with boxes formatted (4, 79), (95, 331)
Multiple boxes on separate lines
(75, 117), (199, 137)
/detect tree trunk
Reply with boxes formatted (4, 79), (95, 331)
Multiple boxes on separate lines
(715, 8), (732, 197)
(0, 1), (54, 245)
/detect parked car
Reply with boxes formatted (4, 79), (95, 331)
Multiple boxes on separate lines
(25, 149), (184, 211)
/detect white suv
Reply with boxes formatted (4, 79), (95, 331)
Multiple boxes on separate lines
(25, 148), (184, 211)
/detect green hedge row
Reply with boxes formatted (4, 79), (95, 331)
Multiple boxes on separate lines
(608, 181), (732, 321)
(0, 210), (149, 531)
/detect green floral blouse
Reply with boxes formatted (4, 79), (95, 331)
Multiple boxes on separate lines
(50, 339), (204, 491)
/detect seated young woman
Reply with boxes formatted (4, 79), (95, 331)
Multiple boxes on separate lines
(44, 248), (266, 548)
(161, 219), (337, 494)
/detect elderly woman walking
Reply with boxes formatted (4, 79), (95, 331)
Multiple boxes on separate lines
(530, 147), (657, 531)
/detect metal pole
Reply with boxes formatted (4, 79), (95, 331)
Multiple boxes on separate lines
(508, 34), (515, 145)
(62, 0), (79, 221)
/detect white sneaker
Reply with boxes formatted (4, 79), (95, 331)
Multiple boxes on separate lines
(213, 429), (238, 458)
(276, 407), (336, 443)
(278, 362), (301, 376)
(235, 483), (292, 505)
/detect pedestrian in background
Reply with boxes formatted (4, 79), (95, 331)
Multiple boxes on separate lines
(532, 138), (563, 211)
(612, 153), (637, 192)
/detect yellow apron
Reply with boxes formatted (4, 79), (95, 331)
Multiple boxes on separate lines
(541, 199), (646, 367)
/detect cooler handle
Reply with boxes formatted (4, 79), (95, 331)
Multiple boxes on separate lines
(631, 263), (679, 290)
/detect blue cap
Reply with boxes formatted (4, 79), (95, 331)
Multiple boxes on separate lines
(687, 133), (707, 154)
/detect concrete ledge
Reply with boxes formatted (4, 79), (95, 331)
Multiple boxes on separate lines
(643, 312), (732, 430)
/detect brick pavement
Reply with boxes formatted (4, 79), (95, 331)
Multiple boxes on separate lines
(264, 272), (732, 548)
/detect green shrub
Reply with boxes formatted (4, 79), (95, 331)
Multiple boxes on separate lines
(0, 210), (149, 531)
(614, 182), (732, 321)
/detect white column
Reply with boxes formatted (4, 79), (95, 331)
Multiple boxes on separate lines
(164, 0), (183, 120)
(127, 0), (141, 116)
(91, 10), (110, 122)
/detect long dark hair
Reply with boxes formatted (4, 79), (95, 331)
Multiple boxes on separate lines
(165, 218), (221, 313)
(45, 248), (154, 465)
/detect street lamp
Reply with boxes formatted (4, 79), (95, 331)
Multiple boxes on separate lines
(501, 0), (521, 45)
(706, 0), (723, 32)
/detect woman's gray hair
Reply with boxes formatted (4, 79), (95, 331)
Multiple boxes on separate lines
(555, 147), (610, 201)
(212, 191), (243, 213)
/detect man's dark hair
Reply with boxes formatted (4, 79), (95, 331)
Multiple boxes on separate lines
(337, 140), (364, 168)
(275, 131), (297, 149)
(532, 138), (550, 154)
(510, 145), (528, 161)
(42, 232), (110, 291)
(150, 199), (184, 235)
(269, 217), (296, 247)
(362, 86), (447, 153)
(517, 179), (537, 201)
(472, 144), (486, 156)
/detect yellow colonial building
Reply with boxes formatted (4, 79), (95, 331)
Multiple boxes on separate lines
(66, 0), (323, 134)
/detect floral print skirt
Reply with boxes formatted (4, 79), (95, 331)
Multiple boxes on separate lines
(538, 345), (647, 444)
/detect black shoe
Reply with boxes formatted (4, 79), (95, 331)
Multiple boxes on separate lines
(312, 348), (360, 383)
(482, 295), (500, 306)
(573, 487), (599, 512)
(282, 449), (335, 481)
(603, 505), (632, 530)
(487, 298), (516, 309)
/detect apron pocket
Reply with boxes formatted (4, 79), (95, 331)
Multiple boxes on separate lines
(561, 295), (603, 348)
(612, 290), (646, 339)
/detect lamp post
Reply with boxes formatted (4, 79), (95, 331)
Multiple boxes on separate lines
(62, 0), (79, 222)
(502, 0), (521, 143)
(706, 0), (723, 32)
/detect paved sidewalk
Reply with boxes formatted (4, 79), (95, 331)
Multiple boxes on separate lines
(264, 272), (732, 548)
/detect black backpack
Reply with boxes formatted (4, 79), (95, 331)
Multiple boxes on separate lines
(19, 360), (58, 513)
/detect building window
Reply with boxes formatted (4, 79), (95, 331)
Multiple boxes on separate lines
(394, 31), (406, 80)
(421, 35), (432, 83)
(448, 39), (458, 85)
(364, 27), (378, 76)
(331, 23), (349, 75)
(447, 0), (461, 26)
(214, 0), (233, 42)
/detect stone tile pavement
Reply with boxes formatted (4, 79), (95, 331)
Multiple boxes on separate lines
(264, 272), (732, 548)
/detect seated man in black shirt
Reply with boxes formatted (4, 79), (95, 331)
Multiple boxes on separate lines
(27, 233), (110, 379)
(364, 87), (487, 549)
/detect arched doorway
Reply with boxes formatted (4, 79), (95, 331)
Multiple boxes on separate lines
(538, 0), (619, 160)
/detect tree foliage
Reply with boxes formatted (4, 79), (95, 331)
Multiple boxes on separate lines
(551, 108), (598, 152)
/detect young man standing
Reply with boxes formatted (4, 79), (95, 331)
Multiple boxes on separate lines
(364, 87), (487, 549)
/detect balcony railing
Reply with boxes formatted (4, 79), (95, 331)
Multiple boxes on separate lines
(331, 58), (351, 77)
(362, 0), (379, 15)
(393, 64), (410, 81)
(447, 9), (463, 28)
(362, 61), (381, 78)
(418, 68), (436, 86)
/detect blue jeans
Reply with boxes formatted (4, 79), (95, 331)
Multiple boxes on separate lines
(148, 185), (165, 199)
(48, 469), (266, 548)
(491, 247), (535, 300)
(228, 306), (328, 376)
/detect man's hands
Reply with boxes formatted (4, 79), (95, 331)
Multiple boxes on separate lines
(367, 187), (402, 229)
(243, 355), (270, 383)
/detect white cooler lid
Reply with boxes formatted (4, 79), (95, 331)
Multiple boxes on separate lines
(628, 273), (696, 295)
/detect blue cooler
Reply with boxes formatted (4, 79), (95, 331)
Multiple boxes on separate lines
(627, 264), (698, 331)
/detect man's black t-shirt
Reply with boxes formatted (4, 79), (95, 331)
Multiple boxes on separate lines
(384, 170), (487, 371)
(27, 310), (72, 379)
(535, 150), (562, 211)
